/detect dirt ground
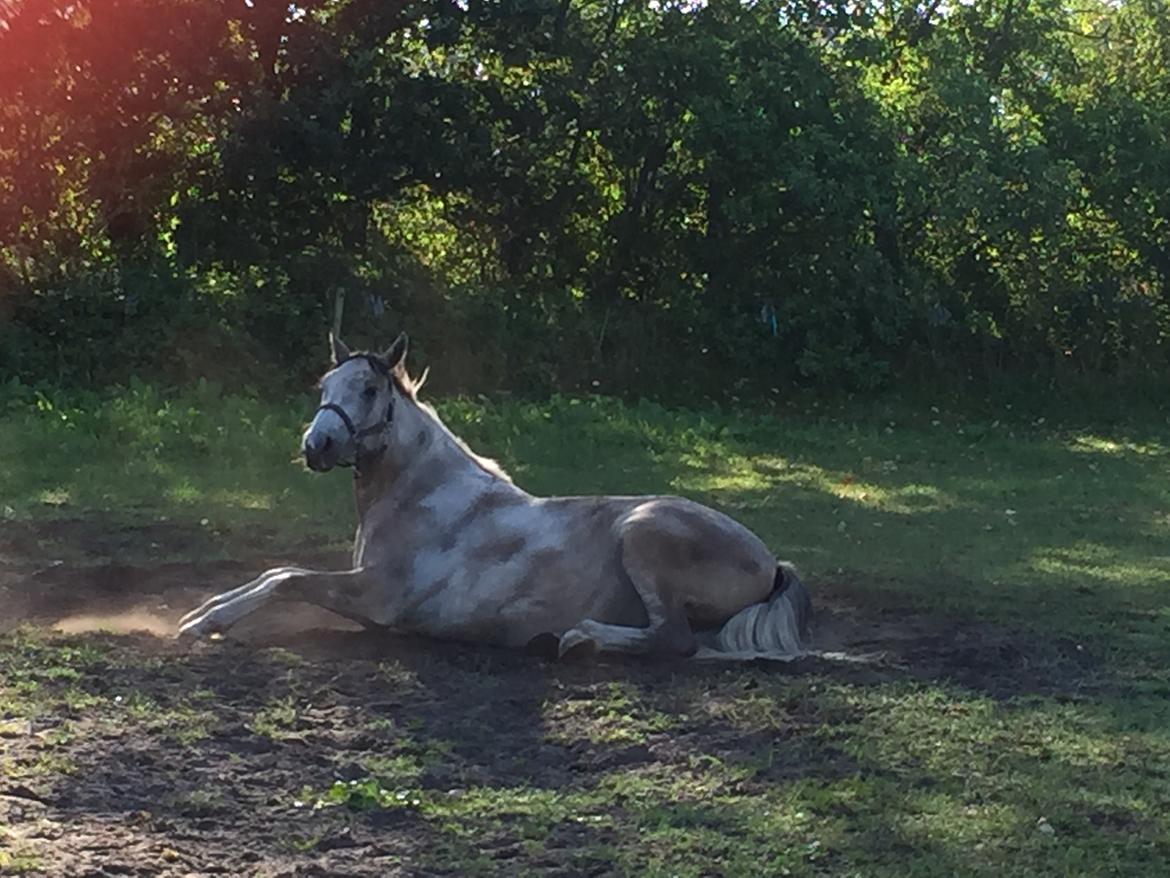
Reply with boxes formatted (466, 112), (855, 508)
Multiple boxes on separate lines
(0, 520), (1095, 877)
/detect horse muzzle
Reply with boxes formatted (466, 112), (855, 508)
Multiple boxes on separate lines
(303, 434), (342, 472)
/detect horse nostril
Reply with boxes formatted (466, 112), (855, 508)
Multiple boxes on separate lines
(321, 436), (333, 452)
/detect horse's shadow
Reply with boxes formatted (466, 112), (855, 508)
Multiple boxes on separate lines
(20, 596), (1113, 875)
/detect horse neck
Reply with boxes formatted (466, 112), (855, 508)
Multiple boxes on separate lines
(353, 396), (512, 517)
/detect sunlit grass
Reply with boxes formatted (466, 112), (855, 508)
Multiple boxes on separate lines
(1068, 435), (1169, 457)
(211, 489), (275, 510)
(36, 488), (72, 507)
(164, 479), (203, 504)
(1028, 542), (1170, 588)
(682, 452), (959, 515)
(1, 382), (1168, 661)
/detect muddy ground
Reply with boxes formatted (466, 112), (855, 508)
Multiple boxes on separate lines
(0, 521), (1095, 877)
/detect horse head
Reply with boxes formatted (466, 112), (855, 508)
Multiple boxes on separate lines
(302, 332), (410, 472)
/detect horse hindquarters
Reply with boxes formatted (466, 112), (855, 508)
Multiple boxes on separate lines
(557, 497), (779, 658)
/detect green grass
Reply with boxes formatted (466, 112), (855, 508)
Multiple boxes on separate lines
(1, 380), (1169, 875)
(2, 379), (1167, 655)
(283, 671), (1170, 876)
(0, 847), (44, 875)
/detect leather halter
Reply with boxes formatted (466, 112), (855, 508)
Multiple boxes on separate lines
(314, 354), (395, 468)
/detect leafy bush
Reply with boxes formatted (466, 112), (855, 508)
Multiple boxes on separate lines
(1, 0), (1167, 395)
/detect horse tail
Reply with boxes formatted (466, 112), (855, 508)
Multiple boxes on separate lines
(711, 561), (811, 657)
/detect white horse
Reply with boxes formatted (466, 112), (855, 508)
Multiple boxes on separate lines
(178, 334), (811, 659)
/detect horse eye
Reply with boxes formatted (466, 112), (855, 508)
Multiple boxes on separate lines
(362, 387), (377, 400)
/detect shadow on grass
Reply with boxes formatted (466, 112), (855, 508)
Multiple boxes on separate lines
(8, 625), (1168, 876)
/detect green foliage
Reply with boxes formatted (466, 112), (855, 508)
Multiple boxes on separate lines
(1, 0), (1169, 393)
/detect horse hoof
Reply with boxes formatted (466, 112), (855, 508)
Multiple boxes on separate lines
(524, 632), (560, 659)
(557, 629), (597, 661)
(176, 615), (218, 641)
(175, 621), (202, 641)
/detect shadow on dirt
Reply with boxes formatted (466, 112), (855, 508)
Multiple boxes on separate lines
(0, 520), (1116, 876)
(4, 609), (1103, 876)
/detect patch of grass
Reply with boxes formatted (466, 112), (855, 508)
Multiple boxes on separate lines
(145, 704), (221, 746)
(33, 721), (77, 748)
(309, 777), (425, 813)
(544, 681), (681, 744)
(0, 380), (351, 560)
(168, 788), (230, 818)
(247, 696), (302, 741)
(262, 647), (307, 667)
(0, 849), (44, 875)
(477, 669), (1170, 877)
(351, 752), (427, 783)
(760, 675), (1170, 876)
(0, 629), (113, 716)
(282, 833), (328, 854)
(2, 750), (78, 780)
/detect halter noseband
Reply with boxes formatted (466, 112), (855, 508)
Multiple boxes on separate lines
(315, 354), (395, 468)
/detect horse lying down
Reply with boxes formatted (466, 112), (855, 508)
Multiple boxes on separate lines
(178, 333), (812, 660)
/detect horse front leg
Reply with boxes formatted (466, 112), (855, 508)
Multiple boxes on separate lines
(176, 567), (385, 640)
(178, 566), (304, 628)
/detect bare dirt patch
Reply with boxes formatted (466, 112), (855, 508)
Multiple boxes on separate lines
(0, 520), (1098, 876)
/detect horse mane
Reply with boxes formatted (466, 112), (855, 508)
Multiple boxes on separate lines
(396, 362), (512, 485)
(415, 396), (514, 484)
(339, 350), (511, 483)
(391, 364), (429, 400)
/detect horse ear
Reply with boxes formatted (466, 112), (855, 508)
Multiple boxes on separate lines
(330, 332), (350, 366)
(381, 333), (408, 371)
